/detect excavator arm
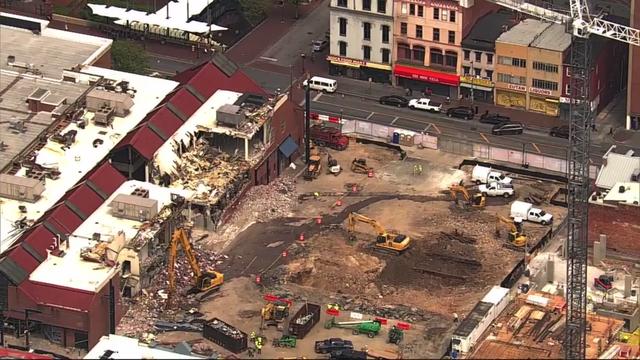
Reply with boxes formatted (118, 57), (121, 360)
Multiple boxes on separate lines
(177, 228), (203, 279)
(348, 212), (387, 237)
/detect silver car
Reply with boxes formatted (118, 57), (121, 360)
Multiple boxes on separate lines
(312, 40), (328, 52)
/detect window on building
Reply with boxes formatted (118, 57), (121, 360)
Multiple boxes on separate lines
(400, 22), (407, 35)
(533, 61), (559, 73)
(337, 0), (347, 7)
(433, 8), (439, 19)
(433, 28), (440, 41)
(377, 0), (386, 13)
(382, 48), (390, 63)
(448, 30), (455, 44)
(416, 25), (423, 39)
(413, 45), (426, 62)
(497, 73), (526, 85)
(339, 17), (347, 36)
(339, 41), (347, 56)
(449, 10), (456, 22)
(445, 50), (457, 67)
(486, 70), (493, 79)
(474, 51), (481, 62)
(498, 56), (526, 67)
(498, 55), (511, 65)
(486, 53), (493, 64)
(463, 66), (470, 75)
(463, 50), (470, 60)
(474, 68), (481, 76)
(401, 3), (407, 14)
(397, 43), (411, 60)
(418, 5), (424, 16)
(565, 83), (571, 95)
(441, 9), (448, 20)
(382, 25), (390, 43)
(363, 22), (371, 40)
(363, 45), (371, 60)
(362, 0), (371, 10)
(409, 3), (415, 15)
(430, 48), (444, 65)
(532, 78), (559, 91)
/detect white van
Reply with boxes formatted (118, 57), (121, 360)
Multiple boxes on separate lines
(304, 76), (337, 93)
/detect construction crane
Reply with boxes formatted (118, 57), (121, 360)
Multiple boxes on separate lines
(448, 182), (486, 209)
(346, 212), (412, 254)
(166, 227), (224, 307)
(480, 0), (639, 356)
(495, 215), (528, 248)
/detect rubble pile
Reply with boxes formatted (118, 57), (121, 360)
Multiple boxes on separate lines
(117, 243), (227, 340)
(207, 319), (244, 339)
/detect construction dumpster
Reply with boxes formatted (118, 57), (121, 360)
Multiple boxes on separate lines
(203, 318), (248, 353)
(288, 303), (321, 339)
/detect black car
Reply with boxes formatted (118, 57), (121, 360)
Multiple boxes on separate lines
(492, 122), (524, 135)
(550, 125), (569, 139)
(480, 113), (511, 125)
(446, 106), (474, 120)
(379, 95), (409, 107)
(315, 338), (354, 354)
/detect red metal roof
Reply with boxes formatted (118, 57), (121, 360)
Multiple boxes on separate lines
(147, 107), (184, 140)
(180, 61), (267, 98)
(125, 126), (166, 160)
(22, 225), (56, 259)
(21, 280), (95, 312)
(167, 87), (202, 117)
(46, 204), (83, 235)
(88, 161), (126, 195)
(65, 184), (104, 218)
(6, 247), (41, 274)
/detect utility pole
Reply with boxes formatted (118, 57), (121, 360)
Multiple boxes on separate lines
(304, 76), (311, 164)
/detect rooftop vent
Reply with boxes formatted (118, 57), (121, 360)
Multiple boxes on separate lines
(217, 104), (246, 128)
(0, 174), (45, 203)
(93, 105), (115, 127)
(109, 194), (158, 221)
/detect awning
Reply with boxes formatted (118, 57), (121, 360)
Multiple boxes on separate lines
(393, 65), (460, 86)
(278, 136), (298, 158)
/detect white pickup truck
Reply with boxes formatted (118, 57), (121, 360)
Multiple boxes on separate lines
(511, 201), (554, 225)
(478, 182), (515, 197)
(471, 165), (513, 185)
(408, 98), (442, 112)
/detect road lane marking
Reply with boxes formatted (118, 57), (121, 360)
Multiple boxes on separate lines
(366, 113), (374, 120)
(531, 142), (542, 153)
(312, 92), (323, 101)
(259, 56), (278, 62)
(480, 133), (490, 143)
(431, 124), (441, 134)
(391, 117), (398, 125)
(424, 124), (432, 133)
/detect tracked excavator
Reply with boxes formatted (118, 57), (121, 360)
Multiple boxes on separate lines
(448, 181), (485, 209)
(167, 227), (224, 307)
(347, 212), (411, 254)
(495, 215), (527, 250)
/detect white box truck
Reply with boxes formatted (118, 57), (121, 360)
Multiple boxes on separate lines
(471, 165), (512, 185)
(510, 201), (553, 225)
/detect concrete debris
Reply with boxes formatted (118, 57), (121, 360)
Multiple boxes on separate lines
(154, 320), (203, 333)
(191, 342), (216, 356)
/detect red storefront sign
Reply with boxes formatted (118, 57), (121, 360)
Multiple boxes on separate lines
(393, 65), (460, 87)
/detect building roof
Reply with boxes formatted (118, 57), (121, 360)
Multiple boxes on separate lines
(0, 13), (112, 79)
(530, 23), (572, 52)
(603, 182), (640, 205)
(462, 11), (515, 52)
(85, 335), (204, 359)
(595, 147), (640, 189)
(114, 56), (267, 161)
(496, 18), (552, 47)
(453, 301), (493, 338)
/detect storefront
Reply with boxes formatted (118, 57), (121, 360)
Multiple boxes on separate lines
(527, 87), (559, 116)
(495, 84), (526, 109)
(459, 75), (494, 103)
(393, 64), (460, 97)
(327, 55), (392, 84)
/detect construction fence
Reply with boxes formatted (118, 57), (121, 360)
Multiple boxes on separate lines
(340, 118), (598, 179)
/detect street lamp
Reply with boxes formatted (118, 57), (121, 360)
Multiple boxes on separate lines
(300, 53), (306, 75)
(24, 308), (41, 349)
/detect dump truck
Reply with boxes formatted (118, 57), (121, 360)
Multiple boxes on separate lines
(289, 303), (321, 339)
(310, 125), (349, 150)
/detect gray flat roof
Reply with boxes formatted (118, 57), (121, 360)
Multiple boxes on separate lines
(453, 301), (493, 338)
(530, 23), (572, 52)
(496, 19), (552, 46)
(0, 26), (102, 79)
(462, 11), (515, 52)
(0, 72), (89, 170)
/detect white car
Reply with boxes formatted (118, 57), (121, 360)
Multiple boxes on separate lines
(312, 40), (328, 52)
(408, 98), (442, 112)
(478, 182), (515, 197)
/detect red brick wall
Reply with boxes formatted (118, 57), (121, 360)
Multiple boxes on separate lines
(461, 0), (501, 39)
(92, 48), (113, 69)
(589, 204), (640, 258)
(88, 276), (124, 348)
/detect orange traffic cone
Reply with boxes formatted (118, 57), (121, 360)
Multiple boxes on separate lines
(316, 216), (322, 224)
(299, 233), (305, 241)
(368, 170), (374, 178)
(336, 199), (343, 206)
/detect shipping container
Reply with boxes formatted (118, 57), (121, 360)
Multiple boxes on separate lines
(451, 301), (494, 353)
(288, 303), (321, 339)
(203, 318), (248, 354)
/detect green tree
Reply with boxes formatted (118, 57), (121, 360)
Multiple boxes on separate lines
(111, 40), (149, 75)
(238, 0), (271, 26)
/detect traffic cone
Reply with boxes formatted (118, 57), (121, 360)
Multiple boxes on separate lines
(316, 216), (322, 224)
(282, 250), (288, 257)
(256, 275), (262, 284)
(336, 199), (342, 206)
(299, 233), (305, 241)
(352, 185), (358, 192)
(368, 170), (374, 178)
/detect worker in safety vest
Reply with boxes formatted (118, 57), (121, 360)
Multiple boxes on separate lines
(255, 336), (264, 354)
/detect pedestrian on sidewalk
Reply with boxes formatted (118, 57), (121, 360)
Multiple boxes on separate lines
(609, 127), (614, 136)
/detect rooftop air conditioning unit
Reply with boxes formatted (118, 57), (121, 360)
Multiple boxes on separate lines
(108, 194), (158, 221)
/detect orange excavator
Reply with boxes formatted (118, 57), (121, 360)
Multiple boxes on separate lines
(167, 227), (224, 307)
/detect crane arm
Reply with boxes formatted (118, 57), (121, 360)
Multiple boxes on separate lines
(585, 18), (640, 46)
(348, 212), (386, 236)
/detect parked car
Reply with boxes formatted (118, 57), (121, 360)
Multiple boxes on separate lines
(315, 338), (354, 354)
(479, 113), (511, 125)
(408, 98), (442, 112)
(550, 125), (569, 139)
(379, 95), (409, 107)
(492, 122), (524, 135)
(312, 40), (328, 52)
(446, 106), (474, 120)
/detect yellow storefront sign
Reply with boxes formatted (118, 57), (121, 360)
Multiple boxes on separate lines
(460, 75), (494, 88)
(327, 55), (392, 71)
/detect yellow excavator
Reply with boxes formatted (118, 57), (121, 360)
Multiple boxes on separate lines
(347, 212), (411, 254)
(495, 215), (527, 248)
(448, 181), (485, 209)
(167, 227), (224, 306)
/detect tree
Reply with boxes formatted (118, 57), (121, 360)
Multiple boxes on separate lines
(238, 0), (271, 26)
(111, 40), (149, 75)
